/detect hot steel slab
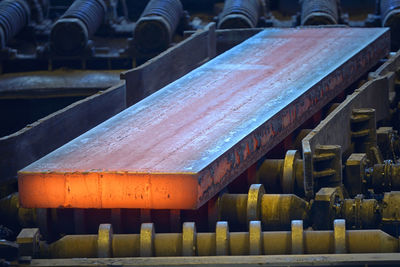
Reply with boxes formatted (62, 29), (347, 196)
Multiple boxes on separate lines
(18, 28), (390, 209)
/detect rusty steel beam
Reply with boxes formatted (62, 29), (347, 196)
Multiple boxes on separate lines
(18, 28), (390, 210)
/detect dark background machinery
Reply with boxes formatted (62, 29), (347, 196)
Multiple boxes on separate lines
(1, 0), (400, 266)
(1, 0), (396, 140)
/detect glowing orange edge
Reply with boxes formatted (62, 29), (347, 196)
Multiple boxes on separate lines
(18, 171), (199, 209)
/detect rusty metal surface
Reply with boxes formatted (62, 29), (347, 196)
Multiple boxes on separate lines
(19, 28), (390, 210)
(122, 23), (216, 106)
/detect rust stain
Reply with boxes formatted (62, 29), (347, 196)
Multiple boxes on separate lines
(18, 28), (390, 209)
(235, 151), (240, 165)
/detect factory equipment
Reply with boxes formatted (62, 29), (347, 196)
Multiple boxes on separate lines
(217, 0), (263, 29)
(18, 27), (389, 210)
(381, 0), (400, 50)
(300, 0), (340, 25)
(1, 1), (400, 266)
(133, 0), (183, 57)
(0, 0), (30, 49)
(50, 0), (107, 56)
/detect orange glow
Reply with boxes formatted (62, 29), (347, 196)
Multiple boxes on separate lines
(18, 172), (198, 209)
(17, 28), (389, 210)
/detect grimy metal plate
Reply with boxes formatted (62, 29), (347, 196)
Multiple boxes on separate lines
(19, 28), (390, 209)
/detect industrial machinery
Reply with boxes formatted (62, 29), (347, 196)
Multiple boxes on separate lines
(1, 0), (400, 266)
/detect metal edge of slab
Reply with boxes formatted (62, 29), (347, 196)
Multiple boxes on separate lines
(196, 28), (391, 205)
(121, 23), (217, 107)
(18, 28), (391, 210)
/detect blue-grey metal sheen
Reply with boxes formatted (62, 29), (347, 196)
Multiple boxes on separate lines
(141, 0), (183, 33)
(0, 0), (30, 49)
(50, 0), (106, 56)
(381, 0), (400, 24)
(61, 0), (106, 36)
(380, 0), (400, 50)
(134, 0), (183, 54)
(218, 0), (261, 28)
(301, 0), (339, 25)
(19, 28), (390, 210)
